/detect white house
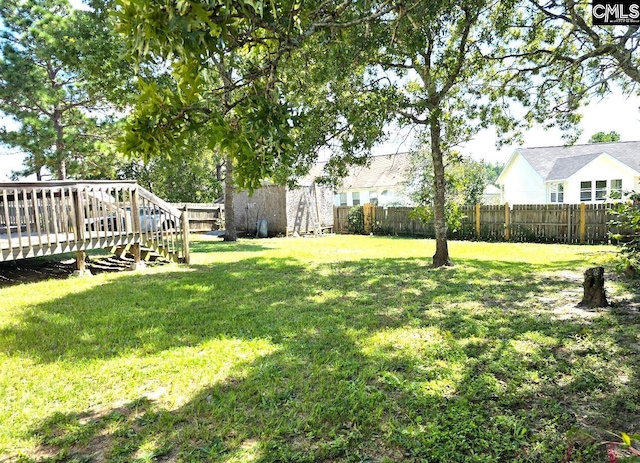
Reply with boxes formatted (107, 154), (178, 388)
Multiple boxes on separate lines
(497, 141), (640, 204)
(330, 153), (413, 207)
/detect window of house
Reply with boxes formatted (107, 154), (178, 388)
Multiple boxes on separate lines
(550, 183), (564, 203)
(352, 192), (360, 206)
(339, 192), (347, 206)
(580, 181), (592, 202)
(369, 191), (378, 205)
(611, 179), (623, 198)
(595, 180), (607, 201)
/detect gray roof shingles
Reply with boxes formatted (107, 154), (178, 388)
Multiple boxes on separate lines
(518, 141), (640, 180)
(302, 153), (409, 189)
(339, 153), (409, 190)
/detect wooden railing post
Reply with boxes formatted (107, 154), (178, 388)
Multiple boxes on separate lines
(504, 203), (511, 241)
(131, 187), (142, 234)
(475, 203), (481, 239)
(72, 188), (85, 241)
(579, 202), (586, 244)
(181, 207), (190, 264)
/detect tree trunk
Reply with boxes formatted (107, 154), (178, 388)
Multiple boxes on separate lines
(223, 155), (237, 242)
(579, 266), (608, 308)
(430, 111), (453, 267)
(53, 108), (67, 180)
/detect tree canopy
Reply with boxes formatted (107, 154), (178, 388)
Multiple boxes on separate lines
(116, 0), (397, 191)
(0, 0), (132, 180)
(588, 131), (621, 143)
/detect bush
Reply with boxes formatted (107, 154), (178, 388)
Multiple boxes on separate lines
(609, 191), (640, 274)
(347, 206), (365, 234)
(409, 202), (464, 233)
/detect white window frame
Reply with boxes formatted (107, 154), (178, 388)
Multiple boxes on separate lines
(580, 181), (592, 202)
(339, 192), (347, 206)
(611, 179), (623, 199)
(595, 180), (607, 201)
(352, 192), (360, 206)
(549, 182), (564, 203)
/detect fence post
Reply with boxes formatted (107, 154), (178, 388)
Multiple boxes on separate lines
(363, 203), (372, 234)
(475, 204), (481, 238)
(579, 202), (586, 244)
(504, 203), (511, 241)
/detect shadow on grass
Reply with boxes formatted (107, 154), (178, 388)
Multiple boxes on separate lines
(4, 252), (640, 462)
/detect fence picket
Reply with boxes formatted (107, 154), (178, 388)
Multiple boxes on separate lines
(334, 203), (618, 243)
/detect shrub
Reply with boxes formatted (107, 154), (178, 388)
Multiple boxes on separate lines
(409, 202), (464, 233)
(347, 206), (365, 234)
(608, 191), (640, 274)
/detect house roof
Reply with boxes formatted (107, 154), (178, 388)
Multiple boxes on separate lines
(337, 152), (410, 190)
(516, 141), (640, 181)
(301, 152), (410, 190)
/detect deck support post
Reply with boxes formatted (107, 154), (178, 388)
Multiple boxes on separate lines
(72, 250), (92, 277)
(129, 242), (145, 270)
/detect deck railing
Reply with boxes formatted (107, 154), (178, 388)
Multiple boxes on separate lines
(0, 181), (189, 264)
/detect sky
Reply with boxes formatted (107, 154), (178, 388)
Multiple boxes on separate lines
(2, 89), (639, 181)
(376, 89), (640, 164)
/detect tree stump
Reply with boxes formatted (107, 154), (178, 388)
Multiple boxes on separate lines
(579, 267), (608, 308)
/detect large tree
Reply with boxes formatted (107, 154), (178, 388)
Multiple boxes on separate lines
(344, 0), (565, 266)
(0, 0), (131, 180)
(117, 0), (397, 240)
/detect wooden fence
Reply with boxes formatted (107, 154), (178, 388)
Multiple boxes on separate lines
(334, 203), (623, 244)
(170, 202), (223, 232)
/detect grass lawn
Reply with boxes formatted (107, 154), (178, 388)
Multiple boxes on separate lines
(1, 235), (639, 462)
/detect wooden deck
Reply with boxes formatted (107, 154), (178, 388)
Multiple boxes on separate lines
(0, 181), (190, 266)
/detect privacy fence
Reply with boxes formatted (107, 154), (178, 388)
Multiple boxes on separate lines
(334, 203), (621, 244)
(169, 202), (223, 232)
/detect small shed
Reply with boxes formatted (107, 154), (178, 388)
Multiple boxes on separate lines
(233, 180), (334, 237)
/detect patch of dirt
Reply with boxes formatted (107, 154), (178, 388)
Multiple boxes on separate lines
(0, 255), (163, 287)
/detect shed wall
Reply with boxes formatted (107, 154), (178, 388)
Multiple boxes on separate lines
(286, 184), (334, 234)
(234, 186), (287, 236)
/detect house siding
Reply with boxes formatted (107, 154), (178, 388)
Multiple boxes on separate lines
(333, 188), (412, 207)
(499, 153), (546, 204)
(564, 155), (637, 203)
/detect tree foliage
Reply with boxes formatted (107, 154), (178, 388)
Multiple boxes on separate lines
(484, 161), (504, 185)
(341, 0), (578, 266)
(609, 192), (640, 274)
(589, 131), (621, 144)
(530, 0), (640, 97)
(116, 0), (397, 191)
(408, 149), (488, 207)
(0, 0), (132, 180)
(116, 145), (223, 203)
(407, 148), (486, 233)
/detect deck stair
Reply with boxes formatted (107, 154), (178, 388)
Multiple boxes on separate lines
(0, 181), (190, 268)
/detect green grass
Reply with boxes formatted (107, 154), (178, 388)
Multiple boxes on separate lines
(1, 235), (639, 462)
